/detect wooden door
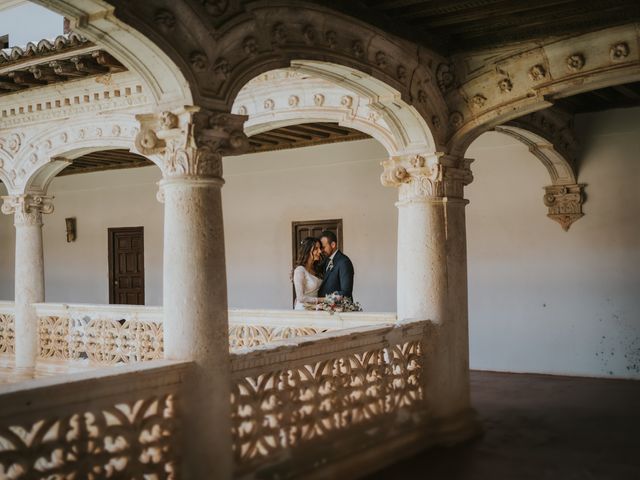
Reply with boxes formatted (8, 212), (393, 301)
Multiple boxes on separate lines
(108, 227), (145, 305)
(291, 219), (343, 305)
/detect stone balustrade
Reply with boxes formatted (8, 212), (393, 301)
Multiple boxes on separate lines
(230, 321), (428, 478)
(0, 359), (189, 478)
(0, 301), (396, 364)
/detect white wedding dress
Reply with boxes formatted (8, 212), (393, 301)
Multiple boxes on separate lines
(293, 265), (322, 310)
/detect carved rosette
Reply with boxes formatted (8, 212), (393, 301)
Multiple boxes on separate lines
(543, 184), (585, 231)
(135, 107), (249, 182)
(1, 194), (54, 226)
(381, 155), (473, 202)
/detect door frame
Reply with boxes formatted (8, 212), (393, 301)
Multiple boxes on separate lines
(108, 226), (145, 305)
(291, 219), (343, 267)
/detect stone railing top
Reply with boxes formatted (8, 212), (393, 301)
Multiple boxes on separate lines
(0, 301), (14, 314)
(30, 303), (396, 328)
(230, 320), (426, 374)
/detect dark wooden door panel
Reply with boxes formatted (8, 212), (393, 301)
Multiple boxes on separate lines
(109, 227), (145, 305)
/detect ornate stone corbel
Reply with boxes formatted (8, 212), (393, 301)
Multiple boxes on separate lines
(543, 184), (585, 231)
(1, 194), (54, 226)
(381, 154), (473, 202)
(135, 107), (249, 181)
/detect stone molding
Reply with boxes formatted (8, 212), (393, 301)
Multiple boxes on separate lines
(0, 114), (143, 195)
(93, 0), (447, 147)
(136, 107), (249, 180)
(494, 107), (586, 230)
(447, 23), (640, 155)
(543, 184), (585, 231)
(233, 64), (435, 157)
(381, 154), (473, 202)
(1, 194), (54, 227)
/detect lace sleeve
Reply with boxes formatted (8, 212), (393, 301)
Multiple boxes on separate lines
(293, 267), (318, 304)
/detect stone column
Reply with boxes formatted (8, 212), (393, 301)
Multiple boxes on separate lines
(136, 108), (248, 480)
(1, 194), (53, 370)
(381, 153), (478, 441)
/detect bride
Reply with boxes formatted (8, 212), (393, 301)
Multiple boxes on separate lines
(292, 237), (324, 310)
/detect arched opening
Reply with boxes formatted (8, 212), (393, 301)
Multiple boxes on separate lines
(225, 62), (437, 313)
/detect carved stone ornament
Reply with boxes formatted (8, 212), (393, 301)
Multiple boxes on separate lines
(136, 107), (249, 180)
(340, 95), (353, 108)
(1, 194), (54, 226)
(189, 51), (209, 72)
(288, 95), (299, 107)
(202, 0), (228, 16)
(566, 53), (585, 72)
(313, 93), (325, 106)
(449, 111), (464, 128)
(154, 9), (176, 33)
(436, 63), (455, 93)
(303, 25), (316, 45)
(470, 94), (487, 109)
(243, 36), (258, 56)
(610, 42), (630, 61)
(380, 155), (473, 201)
(543, 183), (585, 231)
(325, 30), (337, 49)
(498, 78), (513, 93)
(263, 98), (275, 110)
(529, 64), (547, 81)
(352, 41), (365, 58)
(272, 23), (287, 46)
(375, 51), (387, 68)
(397, 65), (407, 82)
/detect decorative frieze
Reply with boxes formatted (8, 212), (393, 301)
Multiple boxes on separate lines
(381, 154), (473, 201)
(543, 184), (585, 231)
(1, 194), (54, 226)
(136, 107), (249, 180)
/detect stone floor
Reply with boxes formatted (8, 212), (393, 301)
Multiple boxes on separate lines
(369, 371), (640, 480)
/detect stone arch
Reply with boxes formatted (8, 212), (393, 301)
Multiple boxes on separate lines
(233, 62), (436, 157)
(446, 23), (640, 157)
(94, 0), (448, 148)
(8, 114), (160, 195)
(34, 0), (193, 108)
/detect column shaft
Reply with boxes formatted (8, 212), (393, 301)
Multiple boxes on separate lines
(14, 221), (45, 369)
(162, 178), (232, 479)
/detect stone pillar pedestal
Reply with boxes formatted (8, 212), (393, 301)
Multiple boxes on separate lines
(137, 107), (248, 479)
(1, 194), (53, 370)
(382, 153), (478, 442)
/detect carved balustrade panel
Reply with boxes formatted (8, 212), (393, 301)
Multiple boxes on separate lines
(0, 361), (187, 479)
(230, 322), (426, 474)
(229, 325), (327, 349)
(38, 315), (164, 364)
(0, 313), (14, 355)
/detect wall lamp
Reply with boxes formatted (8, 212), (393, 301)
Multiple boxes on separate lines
(65, 217), (76, 242)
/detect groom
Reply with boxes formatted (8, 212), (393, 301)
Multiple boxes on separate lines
(318, 230), (354, 300)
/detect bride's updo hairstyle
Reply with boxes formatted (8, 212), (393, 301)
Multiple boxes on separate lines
(296, 237), (319, 268)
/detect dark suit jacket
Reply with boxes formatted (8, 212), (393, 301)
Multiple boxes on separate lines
(318, 250), (354, 299)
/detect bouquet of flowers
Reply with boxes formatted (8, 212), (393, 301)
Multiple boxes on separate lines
(308, 292), (363, 314)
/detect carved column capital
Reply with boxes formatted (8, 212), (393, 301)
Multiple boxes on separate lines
(543, 183), (585, 231)
(135, 106), (249, 182)
(1, 194), (54, 226)
(381, 154), (473, 202)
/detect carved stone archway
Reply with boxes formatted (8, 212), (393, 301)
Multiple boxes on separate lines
(83, 0), (448, 149)
(446, 24), (640, 157)
(3, 114), (158, 195)
(494, 108), (585, 230)
(234, 62), (436, 157)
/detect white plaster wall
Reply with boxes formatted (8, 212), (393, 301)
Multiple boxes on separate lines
(466, 108), (640, 379)
(43, 167), (164, 305)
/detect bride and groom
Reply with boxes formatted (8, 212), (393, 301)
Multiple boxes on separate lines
(292, 230), (354, 310)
